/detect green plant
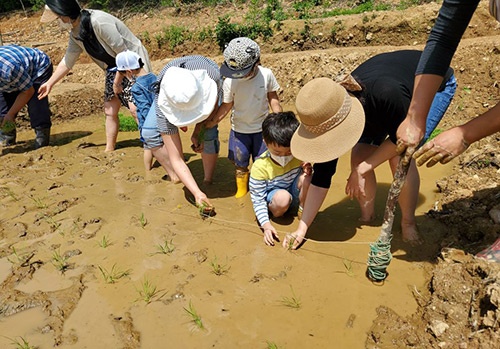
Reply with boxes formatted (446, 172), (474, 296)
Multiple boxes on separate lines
(209, 255), (230, 276)
(426, 128), (443, 142)
(266, 341), (279, 349)
(0, 186), (18, 201)
(1, 120), (16, 133)
(118, 113), (138, 132)
(136, 278), (165, 304)
(44, 215), (61, 232)
(342, 258), (355, 277)
(98, 264), (131, 284)
(29, 195), (47, 209)
(52, 250), (70, 272)
(5, 336), (36, 349)
(280, 286), (301, 309)
(7, 247), (31, 265)
(184, 300), (204, 329)
(151, 239), (175, 255)
(139, 213), (148, 229)
(98, 235), (112, 248)
(155, 25), (190, 52)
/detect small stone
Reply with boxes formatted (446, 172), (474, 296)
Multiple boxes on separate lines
(429, 320), (449, 337)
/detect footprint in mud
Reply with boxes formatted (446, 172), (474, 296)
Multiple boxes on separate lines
(77, 217), (103, 240)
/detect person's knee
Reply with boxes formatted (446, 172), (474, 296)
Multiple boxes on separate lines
(269, 190), (292, 217)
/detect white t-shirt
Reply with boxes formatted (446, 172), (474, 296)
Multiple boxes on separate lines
(222, 66), (280, 134)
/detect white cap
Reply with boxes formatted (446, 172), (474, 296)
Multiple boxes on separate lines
(158, 67), (217, 127)
(114, 50), (142, 71)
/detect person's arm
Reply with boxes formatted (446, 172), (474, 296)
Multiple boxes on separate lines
(396, 74), (444, 156)
(396, 0), (480, 154)
(2, 87), (35, 124)
(38, 61), (71, 99)
(204, 102), (233, 129)
(346, 140), (398, 199)
(267, 91), (282, 113)
(249, 174), (278, 246)
(283, 159), (338, 249)
(414, 102), (500, 166)
(283, 184), (329, 250)
(161, 132), (211, 208)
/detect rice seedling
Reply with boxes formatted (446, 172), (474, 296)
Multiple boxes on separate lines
(0, 186), (18, 201)
(97, 235), (112, 248)
(151, 239), (175, 255)
(44, 215), (61, 232)
(280, 286), (301, 309)
(98, 264), (131, 284)
(51, 250), (69, 272)
(285, 234), (297, 251)
(266, 341), (279, 349)
(135, 278), (166, 304)
(4, 336), (36, 349)
(209, 255), (230, 276)
(197, 202), (215, 219)
(7, 247), (31, 265)
(139, 213), (148, 229)
(342, 258), (355, 277)
(184, 300), (204, 330)
(29, 195), (47, 209)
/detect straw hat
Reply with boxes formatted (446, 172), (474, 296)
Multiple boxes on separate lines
(291, 78), (365, 163)
(158, 67), (217, 127)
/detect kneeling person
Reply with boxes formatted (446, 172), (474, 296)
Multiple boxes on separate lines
(249, 112), (311, 246)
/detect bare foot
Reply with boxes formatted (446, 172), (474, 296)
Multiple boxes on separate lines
(104, 147), (114, 153)
(401, 223), (423, 245)
(359, 214), (375, 223)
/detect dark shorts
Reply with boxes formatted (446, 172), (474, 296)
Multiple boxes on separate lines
(104, 70), (134, 107)
(228, 130), (267, 168)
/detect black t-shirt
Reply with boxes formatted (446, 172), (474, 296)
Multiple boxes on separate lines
(311, 50), (453, 188)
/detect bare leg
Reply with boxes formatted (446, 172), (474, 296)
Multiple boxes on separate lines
(104, 97), (121, 152)
(151, 144), (180, 183)
(351, 143), (378, 222)
(143, 148), (153, 171)
(389, 156), (422, 244)
(268, 189), (292, 217)
(201, 152), (217, 184)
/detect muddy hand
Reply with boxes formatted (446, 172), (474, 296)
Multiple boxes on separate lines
(283, 232), (304, 250)
(413, 128), (469, 167)
(395, 118), (423, 156)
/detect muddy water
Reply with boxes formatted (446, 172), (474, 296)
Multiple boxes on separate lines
(0, 111), (453, 348)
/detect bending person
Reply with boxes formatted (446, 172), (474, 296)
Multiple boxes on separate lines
(151, 55), (223, 208)
(38, 0), (152, 152)
(284, 50), (456, 249)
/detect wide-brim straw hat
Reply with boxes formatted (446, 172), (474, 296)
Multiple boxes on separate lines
(40, 5), (58, 23)
(158, 67), (217, 127)
(291, 77), (365, 163)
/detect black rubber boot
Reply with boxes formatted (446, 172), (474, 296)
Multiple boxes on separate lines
(0, 128), (16, 146)
(34, 127), (50, 149)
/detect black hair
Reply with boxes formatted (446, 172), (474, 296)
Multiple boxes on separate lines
(78, 9), (93, 42)
(262, 111), (299, 147)
(46, 0), (81, 19)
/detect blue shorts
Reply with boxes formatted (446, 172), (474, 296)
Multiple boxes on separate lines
(228, 130), (267, 168)
(358, 75), (457, 146)
(142, 124), (219, 154)
(266, 172), (301, 212)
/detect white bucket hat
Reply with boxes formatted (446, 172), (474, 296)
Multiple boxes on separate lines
(158, 67), (217, 127)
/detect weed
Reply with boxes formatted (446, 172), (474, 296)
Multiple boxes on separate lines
(342, 258), (355, 277)
(98, 235), (112, 248)
(280, 286), (301, 309)
(118, 113), (138, 132)
(139, 213), (148, 229)
(209, 255), (230, 276)
(98, 264), (131, 284)
(0, 186), (18, 201)
(155, 25), (190, 52)
(52, 250), (70, 272)
(142, 30), (151, 45)
(151, 239), (175, 255)
(266, 341), (279, 349)
(136, 278), (165, 304)
(5, 336), (36, 349)
(462, 86), (472, 94)
(29, 195), (47, 209)
(184, 300), (204, 329)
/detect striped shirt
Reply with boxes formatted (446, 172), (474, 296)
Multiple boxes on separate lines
(0, 45), (52, 93)
(250, 150), (303, 226)
(154, 55), (223, 134)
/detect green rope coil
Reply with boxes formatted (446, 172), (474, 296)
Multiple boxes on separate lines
(366, 237), (393, 282)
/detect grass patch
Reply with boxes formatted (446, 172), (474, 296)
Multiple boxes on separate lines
(118, 113), (138, 132)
